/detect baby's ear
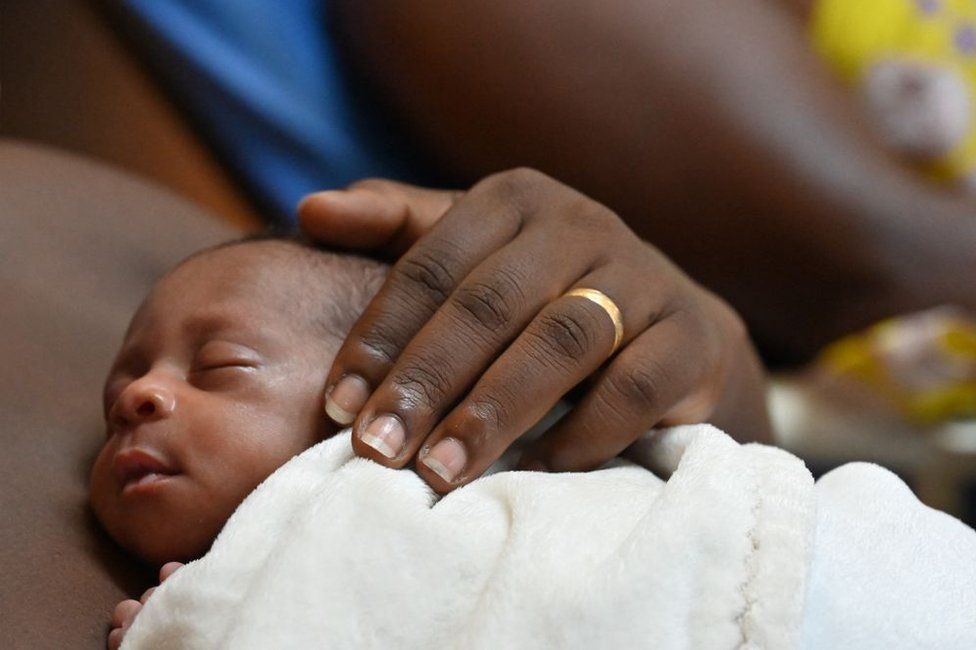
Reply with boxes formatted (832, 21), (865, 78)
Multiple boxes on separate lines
(297, 180), (456, 258)
(861, 58), (971, 160)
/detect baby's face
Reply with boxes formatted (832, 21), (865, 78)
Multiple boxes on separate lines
(90, 243), (336, 565)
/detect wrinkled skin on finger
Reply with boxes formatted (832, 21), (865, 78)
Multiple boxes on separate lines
(336, 0), (976, 365)
(300, 169), (771, 494)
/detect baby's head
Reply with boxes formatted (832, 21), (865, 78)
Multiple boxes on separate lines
(90, 237), (386, 565)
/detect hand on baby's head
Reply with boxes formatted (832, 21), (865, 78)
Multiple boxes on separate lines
(89, 237), (386, 565)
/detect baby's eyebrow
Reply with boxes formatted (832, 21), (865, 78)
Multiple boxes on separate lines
(181, 311), (279, 353)
(182, 313), (239, 338)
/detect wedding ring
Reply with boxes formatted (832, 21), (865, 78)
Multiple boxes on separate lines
(563, 288), (624, 355)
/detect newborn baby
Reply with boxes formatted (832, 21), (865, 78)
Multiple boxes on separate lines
(93, 237), (976, 650)
(90, 236), (386, 565)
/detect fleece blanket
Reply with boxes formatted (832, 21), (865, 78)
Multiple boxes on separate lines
(122, 426), (976, 649)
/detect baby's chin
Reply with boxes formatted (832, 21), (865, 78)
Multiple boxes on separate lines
(104, 513), (220, 566)
(120, 521), (218, 567)
(91, 490), (230, 566)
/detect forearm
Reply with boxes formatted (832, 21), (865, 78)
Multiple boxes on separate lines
(336, 0), (976, 363)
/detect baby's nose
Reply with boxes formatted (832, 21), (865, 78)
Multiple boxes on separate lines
(111, 381), (176, 428)
(135, 396), (161, 418)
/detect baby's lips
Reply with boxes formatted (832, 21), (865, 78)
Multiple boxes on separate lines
(113, 447), (178, 487)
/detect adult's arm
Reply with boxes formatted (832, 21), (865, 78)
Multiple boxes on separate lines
(334, 0), (976, 364)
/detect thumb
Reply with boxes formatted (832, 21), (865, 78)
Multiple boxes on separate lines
(297, 179), (459, 257)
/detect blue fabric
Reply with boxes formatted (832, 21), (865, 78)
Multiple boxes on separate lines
(122, 0), (440, 223)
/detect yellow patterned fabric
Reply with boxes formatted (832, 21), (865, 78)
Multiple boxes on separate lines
(812, 1), (976, 422)
(821, 309), (976, 422)
(813, 0), (976, 179)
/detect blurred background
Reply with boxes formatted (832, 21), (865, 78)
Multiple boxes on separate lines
(2, 0), (975, 525)
(1, 1), (261, 228)
(5, 4), (975, 646)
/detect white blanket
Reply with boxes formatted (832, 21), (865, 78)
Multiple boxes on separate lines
(123, 426), (976, 649)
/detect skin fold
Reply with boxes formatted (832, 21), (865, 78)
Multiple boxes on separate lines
(90, 243), (339, 567)
(301, 172), (771, 494)
(101, 224), (770, 645)
(333, 0), (976, 365)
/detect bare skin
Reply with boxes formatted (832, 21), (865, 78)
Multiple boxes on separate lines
(90, 242), (346, 566)
(301, 171), (771, 494)
(94, 241), (394, 648)
(333, 0), (976, 365)
(108, 562), (183, 650)
(98, 227), (768, 644)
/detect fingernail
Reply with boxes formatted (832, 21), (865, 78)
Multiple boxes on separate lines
(360, 414), (405, 459)
(325, 375), (369, 425)
(421, 437), (467, 483)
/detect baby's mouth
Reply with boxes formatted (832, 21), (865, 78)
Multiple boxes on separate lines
(113, 448), (179, 493)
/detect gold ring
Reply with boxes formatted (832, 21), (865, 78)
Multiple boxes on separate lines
(563, 288), (624, 355)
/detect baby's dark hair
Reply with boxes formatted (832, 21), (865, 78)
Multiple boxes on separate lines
(181, 232), (388, 348)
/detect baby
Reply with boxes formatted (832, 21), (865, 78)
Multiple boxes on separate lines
(93, 233), (976, 650)
(90, 236), (386, 566)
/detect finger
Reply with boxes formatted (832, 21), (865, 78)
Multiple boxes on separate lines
(350, 227), (592, 466)
(108, 627), (125, 650)
(139, 587), (156, 605)
(111, 600), (141, 628)
(298, 179), (459, 257)
(415, 269), (665, 491)
(705, 332), (773, 444)
(159, 561), (183, 582)
(322, 173), (533, 430)
(520, 311), (721, 472)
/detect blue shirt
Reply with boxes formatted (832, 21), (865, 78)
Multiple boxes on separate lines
(122, 0), (445, 223)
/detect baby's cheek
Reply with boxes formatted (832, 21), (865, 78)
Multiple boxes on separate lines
(191, 426), (283, 503)
(187, 389), (321, 523)
(89, 442), (117, 509)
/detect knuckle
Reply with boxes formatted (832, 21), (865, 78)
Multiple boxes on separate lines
(451, 270), (525, 333)
(718, 299), (749, 346)
(504, 166), (550, 188)
(608, 357), (668, 409)
(689, 320), (722, 379)
(529, 307), (597, 366)
(698, 296), (752, 389)
(484, 167), (550, 194)
(476, 167), (553, 214)
(455, 394), (509, 447)
(563, 196), (620, 234)
(395, 243), (461, 305)
(389, 362), (453, 409)
(679, 298), (735, 378)
(356, 320), (404, 365)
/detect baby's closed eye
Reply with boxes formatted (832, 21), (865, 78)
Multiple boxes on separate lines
(189, 341), (264, 389)
(193, 341), (263, 370)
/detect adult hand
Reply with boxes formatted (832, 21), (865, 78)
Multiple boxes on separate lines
(299, 169), (770, 493)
